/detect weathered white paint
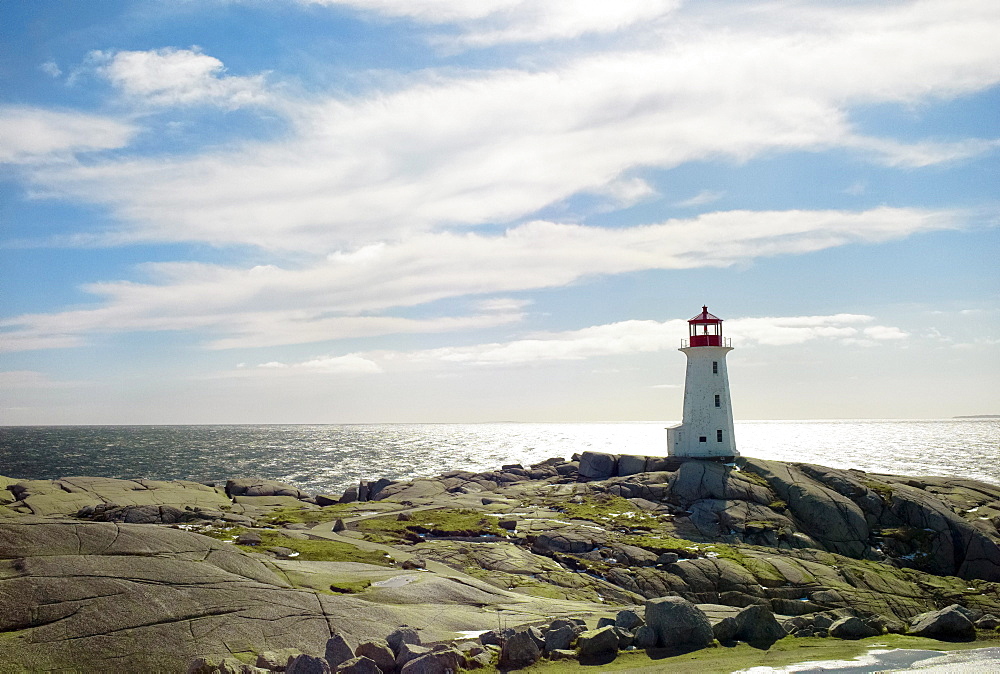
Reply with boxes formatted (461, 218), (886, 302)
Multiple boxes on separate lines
(667, 344), (738, 458)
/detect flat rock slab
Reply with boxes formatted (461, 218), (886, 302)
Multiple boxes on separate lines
(7, 477), (233, 517)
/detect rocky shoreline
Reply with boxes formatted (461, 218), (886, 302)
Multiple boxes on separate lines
(2, 451), (1000, 672)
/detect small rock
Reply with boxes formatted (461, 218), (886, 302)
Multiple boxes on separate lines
(236, 531), (262, 546)
(337, 656), (380, 674)
(397, 512), (413, 521)
(332, 519), (346, 532)
(976, 614), (1000, 630)
(401, 557), (426, 570)
(633, 625), (657, 649)
(615, 609), (644, 631)
(268, 546), (297, 558)
(656, 552), (679, 566)
(549, 649), (577, 660)
(597, 617), (616, 629)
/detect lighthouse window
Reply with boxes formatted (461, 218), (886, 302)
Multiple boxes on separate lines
(717, 430), (723, 442)
(699, 436), (707, 443)
(715, 395), (721, 408)
(712, 361), (718, 374)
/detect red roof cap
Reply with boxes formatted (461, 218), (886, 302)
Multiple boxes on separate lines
(689, 305), (722, 323)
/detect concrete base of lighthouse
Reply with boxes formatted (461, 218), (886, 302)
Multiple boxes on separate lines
(667, 423), (739, 461)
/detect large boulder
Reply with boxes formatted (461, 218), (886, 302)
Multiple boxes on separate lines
(909, 605), (976, 641)
(617, 455), (648, 477)
(829, 616), (881, 640)
(395, 643), (430, 669)
(730, 604), (786, 647)
(285, 654), (331, 674)
(579, 452), (617, 480)
(499, 629), (540, 670)
(386, 627), (420, 655)
(576, 626), (619, 660)
(355, 641), (394, 673)
(325, 633), (357, 669)
(400, 648), (462, 674)
(226, 478), (304, 499)
(544, 626), (578, 652)
(644, 596), (715, 651)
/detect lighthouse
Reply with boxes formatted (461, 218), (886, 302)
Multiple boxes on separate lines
(667, 306), (739, 460)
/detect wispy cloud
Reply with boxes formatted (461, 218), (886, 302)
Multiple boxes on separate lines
(24, 1), (1000, 249)
(0, 207), (959, 352)
(0, 107), (135, 164)
(91, 47), (269, 108)
(303, 0), (681, 46)
(252, 312), (909, 374)
(673, 190), (724, 208)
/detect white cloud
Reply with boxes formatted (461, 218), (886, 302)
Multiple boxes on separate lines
(0, 107), (135, 164)
(266, 312), (908, 371)
(0, 207), (958, 352)
(27, 0), (1000, 249)
(40, 61), (62, 78)
(304, 0), (680, 46)
(674, 190), (725, 208)
(864, 325), (909, 340)
(727, 314), (874, 347)
(257, 354), (382, 374)
(93, 48), (268, 108)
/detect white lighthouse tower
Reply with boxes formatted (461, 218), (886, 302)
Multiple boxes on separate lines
(667, 306), (739, 459)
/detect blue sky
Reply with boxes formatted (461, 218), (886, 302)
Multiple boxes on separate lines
(1, 0), (998, 424)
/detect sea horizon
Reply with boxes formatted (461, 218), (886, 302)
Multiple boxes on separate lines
(3, 419), (997, 495)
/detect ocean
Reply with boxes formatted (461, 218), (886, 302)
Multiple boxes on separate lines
(0, 419), (997, 496)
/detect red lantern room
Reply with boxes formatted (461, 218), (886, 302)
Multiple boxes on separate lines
(687, 305), (724, 347)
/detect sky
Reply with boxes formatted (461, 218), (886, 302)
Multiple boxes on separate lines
(1, 0), (998, 424)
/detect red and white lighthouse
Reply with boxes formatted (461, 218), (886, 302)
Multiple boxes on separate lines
(667, 306), (739, 459)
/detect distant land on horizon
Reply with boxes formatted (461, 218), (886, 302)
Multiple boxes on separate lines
(953, 415), (1000, 419)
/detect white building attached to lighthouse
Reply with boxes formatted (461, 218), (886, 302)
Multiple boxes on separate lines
(667, 306), (739, 460)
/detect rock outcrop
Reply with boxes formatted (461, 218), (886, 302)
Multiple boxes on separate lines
(2, 452), (999, 671)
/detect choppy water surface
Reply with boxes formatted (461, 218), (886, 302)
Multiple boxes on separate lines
(0, 419), (996, 495)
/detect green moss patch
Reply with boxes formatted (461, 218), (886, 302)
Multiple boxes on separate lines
(199, 526), (393, 565)
(620, 533), (699, 555)
(556, 494), (662, 529)
(258, 503), (357, 525)
(355, 508), (505, 542)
